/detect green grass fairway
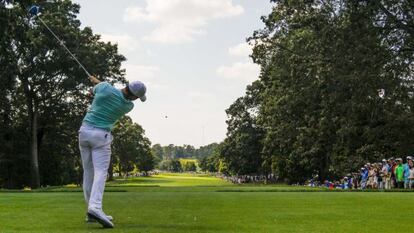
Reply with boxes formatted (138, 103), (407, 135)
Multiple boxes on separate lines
(0, 173), (413, 233)
(107, 173), (228, 187)
(179, 158), (198, 164)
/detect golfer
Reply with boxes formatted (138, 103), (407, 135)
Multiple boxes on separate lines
(79, 75), (146, 228)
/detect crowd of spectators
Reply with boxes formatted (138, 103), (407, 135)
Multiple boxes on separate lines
(222, 174), (278, 184)
(309, 156), (414, 190)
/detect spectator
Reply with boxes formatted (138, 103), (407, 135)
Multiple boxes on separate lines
(409, 163), (414, 189)
(360, 167), (368, 189)
(409, 157), (414, 168)
(367, 164), (376, 189)
(390, 158), (397, 188)
(343, 177), (349, 189)
(352, 173), (359, 189)
(377, 162), (384, 189)
(374, 163), (380, 189)
(395, 158), (404, 189)
(347, 174), (353, 190)
(381, 159), (390, 189)
(403, 156), (412, 189)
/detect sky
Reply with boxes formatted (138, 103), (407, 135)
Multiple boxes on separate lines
(72, 0), (273, 147)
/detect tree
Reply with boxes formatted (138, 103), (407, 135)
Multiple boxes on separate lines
(1, 0), (125, 188)
(199, 154), (219, 173)
(196, 143), (219, 159)
(170, 159), (183, 172)
(136, 153), (155, 176)
(246, 0), (414, 183)
(112, 116), (153, 177)
(159, 159), (182, 172)
(199, 157), (208, 172)
(151, 144), (164, 167)
(184, 145), (196, 158)
(151, 143), (219, 163)
(163, 144), (176, 160)
(183, 161), (197, 172)
(219, 81), (264, 176)
(0, 2), (22, 188)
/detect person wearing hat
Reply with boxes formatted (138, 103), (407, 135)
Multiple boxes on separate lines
(381, 159), (390, 189)
(78, 75), (147, 228)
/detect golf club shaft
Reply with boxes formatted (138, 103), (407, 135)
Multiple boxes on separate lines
(37, 16), (91, 78)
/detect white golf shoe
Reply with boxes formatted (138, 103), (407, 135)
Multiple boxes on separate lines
(87, 208), (114, 228)
(86, 214), (113, 223)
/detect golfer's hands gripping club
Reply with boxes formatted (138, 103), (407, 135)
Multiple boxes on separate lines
(86, 75), (101, 97)
(89, 75), (101, 86)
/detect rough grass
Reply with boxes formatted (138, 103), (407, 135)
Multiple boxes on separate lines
(0, 173), (412, 233)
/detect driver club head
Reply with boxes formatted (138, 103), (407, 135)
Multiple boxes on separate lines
(28, 5), (40, 16)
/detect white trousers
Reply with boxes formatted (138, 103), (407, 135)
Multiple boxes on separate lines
(78, 124), (112, 210)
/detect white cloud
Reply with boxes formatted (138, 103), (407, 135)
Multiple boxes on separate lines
(123, 64), (159, 82)
(100, 33), (140, 53)
(123, 64), (167, 91)
(124, 6), (154, 22)
(123, 0), (244, 43)
(217, 62), (260, 82)
(228, 42), (253, 58)
(217, 42), (260, 82)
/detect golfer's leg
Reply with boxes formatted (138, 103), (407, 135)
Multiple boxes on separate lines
(88, 143), (111, 210)
(79, 134), (94, 205)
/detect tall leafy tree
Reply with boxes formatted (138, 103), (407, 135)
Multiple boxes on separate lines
(199, 152), (219, 173)
(112, 116), (153, 177)
(1, 0), (125, 188)
(184, 145), (196, 158)
(196, 143), (219, 159)
(182, 161), (197, 172)
(151, 144), (164, 166)
(0, 2), (22, 188)
(163, 144), (176, 160)
(247, 0), (414, 183)
(219, 81), (264, 176)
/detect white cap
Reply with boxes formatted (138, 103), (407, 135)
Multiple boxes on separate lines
(128, 81), (146, 102)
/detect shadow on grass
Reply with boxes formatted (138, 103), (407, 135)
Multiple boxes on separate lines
(0, 188), (127, 193)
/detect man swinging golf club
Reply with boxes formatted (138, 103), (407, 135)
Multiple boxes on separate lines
(79, 75), (146, 228)
(24, 3), (147, 228)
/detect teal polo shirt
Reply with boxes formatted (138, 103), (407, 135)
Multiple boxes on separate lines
(83, 82), (134, 131)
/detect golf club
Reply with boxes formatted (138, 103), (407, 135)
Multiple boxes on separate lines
(28, 5), (91, 77)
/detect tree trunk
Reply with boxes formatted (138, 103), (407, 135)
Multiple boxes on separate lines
(1, 100), (13, 188)
(30, 110), (40, 188)
(318, 153), (328, 182)
(108, 158), (114, 181)
(23, 78), (40, 189)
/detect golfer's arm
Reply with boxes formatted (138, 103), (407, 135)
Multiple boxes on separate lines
(89, 76), (101, 86)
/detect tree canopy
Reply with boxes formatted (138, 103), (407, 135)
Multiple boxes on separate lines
(112, 116), (154, 177)
(219, 0), (414, 183)
(0, 0), (146, 188)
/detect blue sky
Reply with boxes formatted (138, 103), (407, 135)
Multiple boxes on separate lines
(73, 0), (273, 147)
